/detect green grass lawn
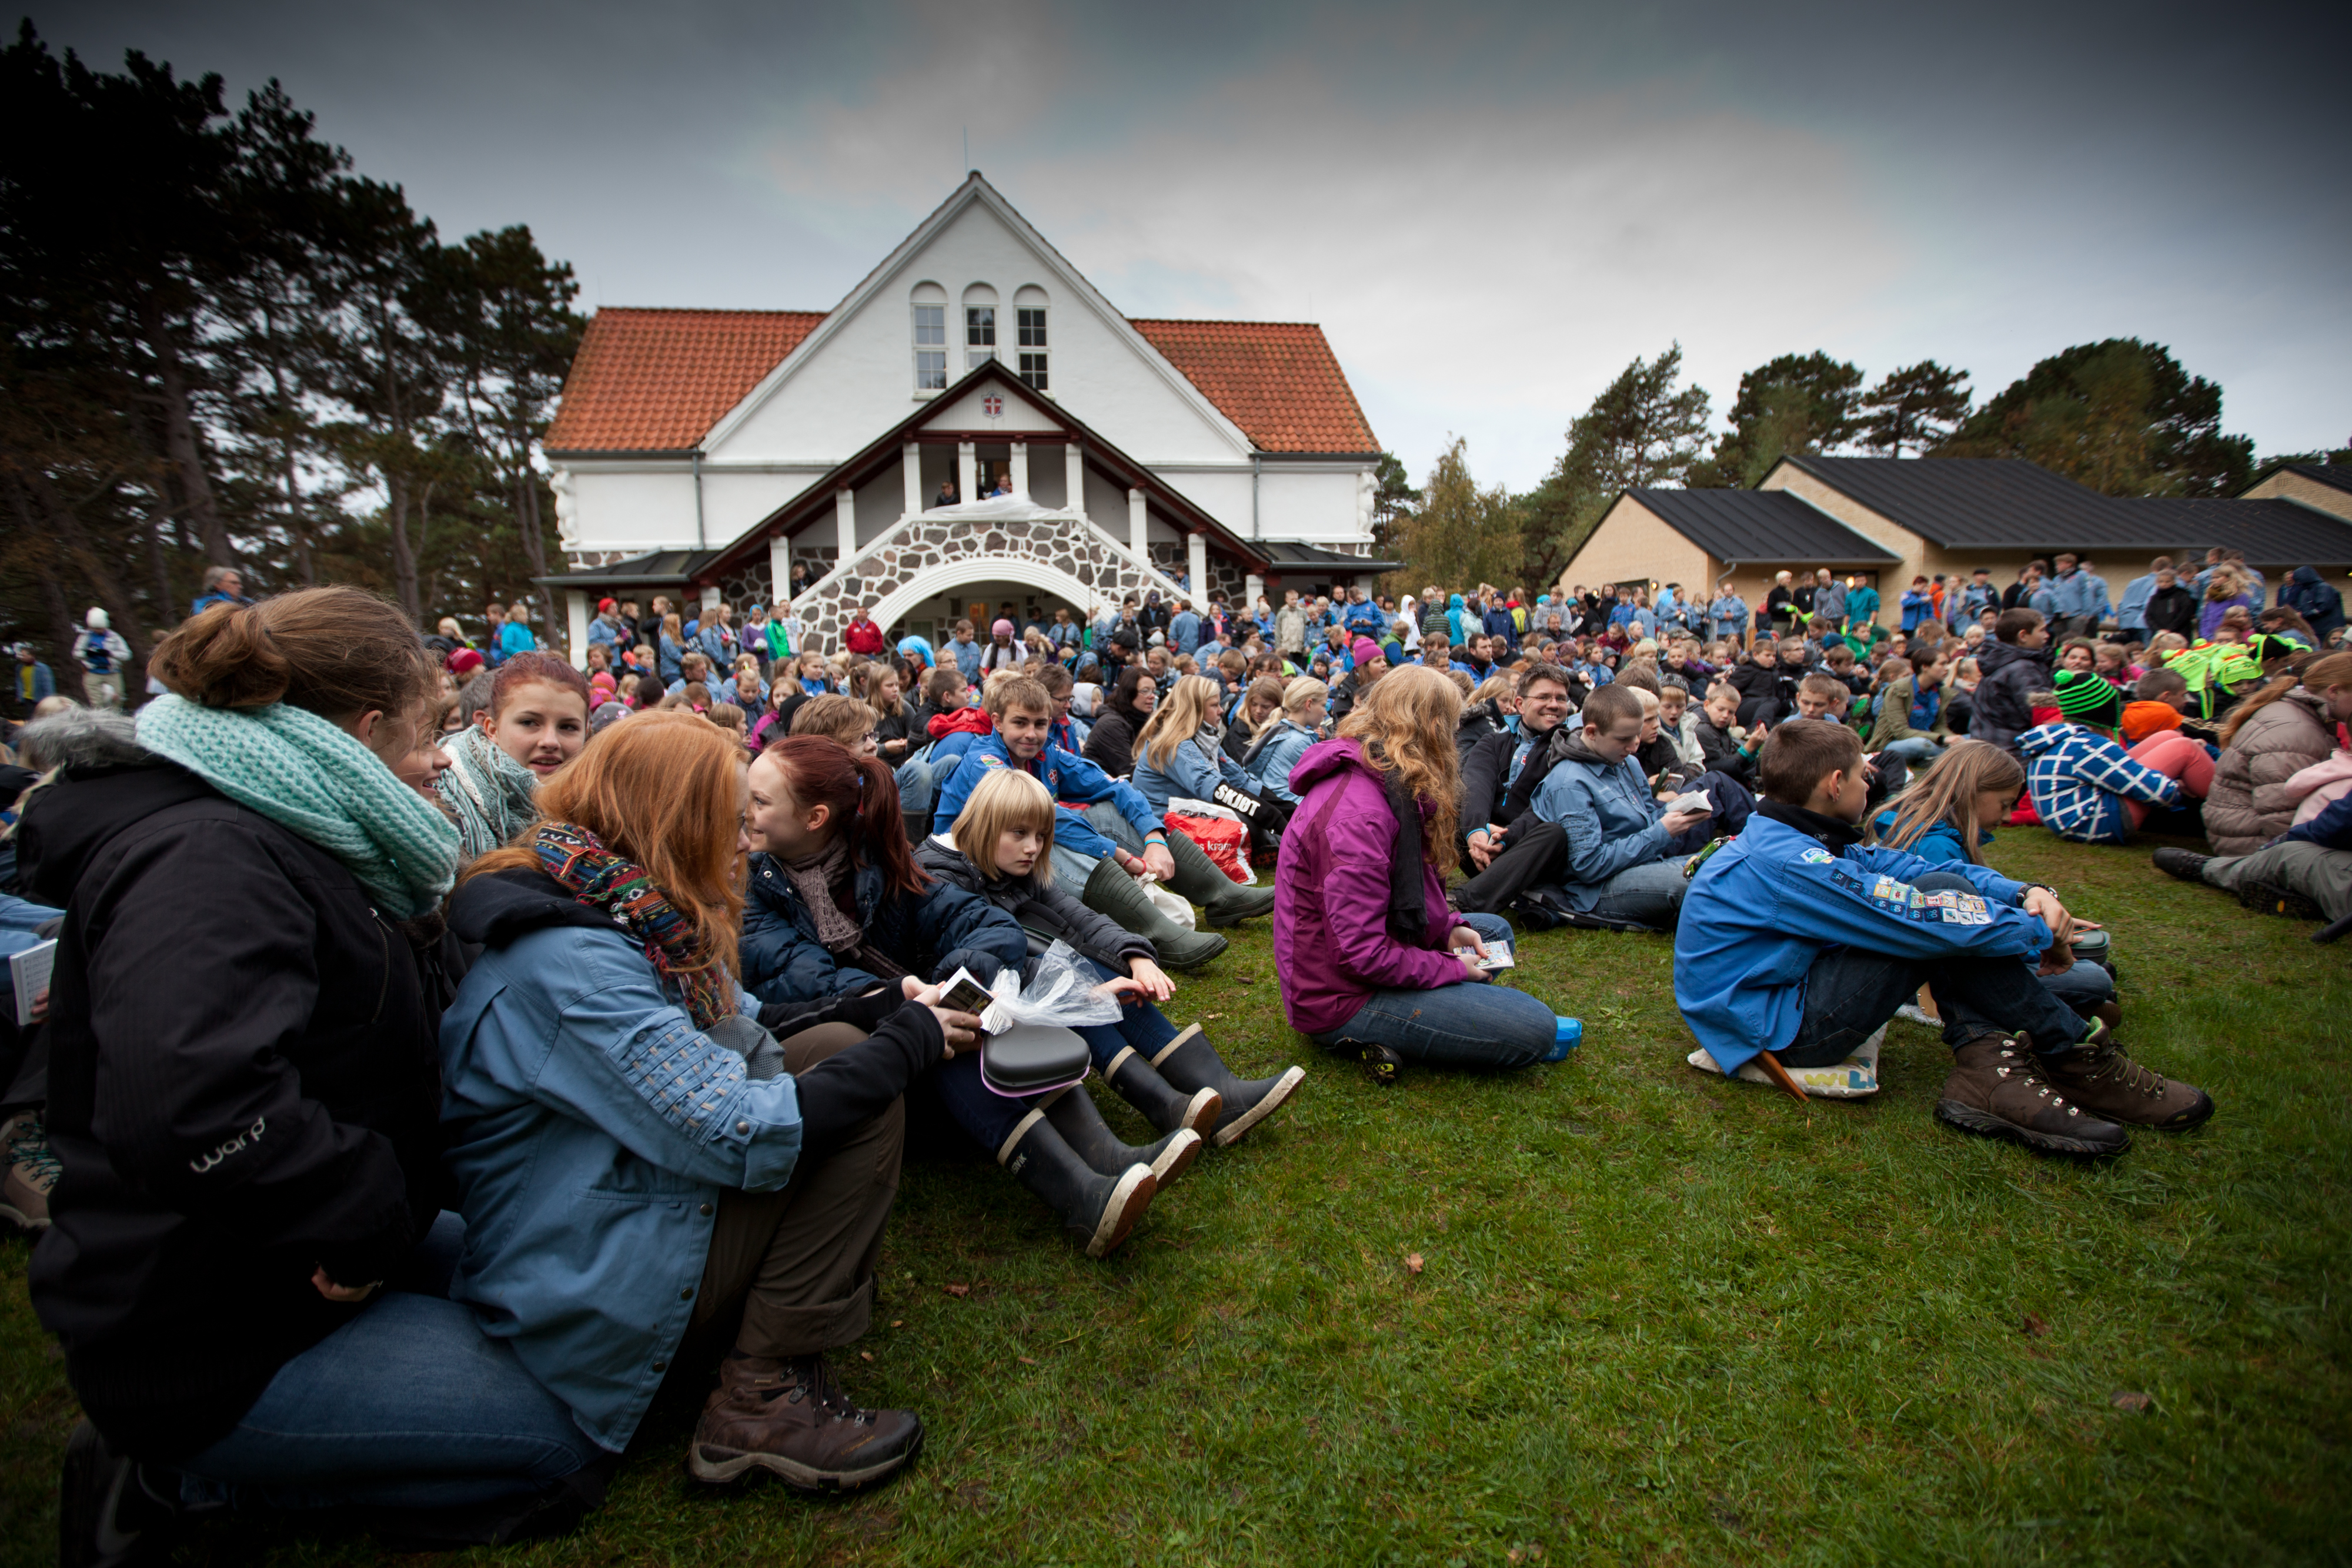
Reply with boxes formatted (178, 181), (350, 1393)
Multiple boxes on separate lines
(4, 831), (2347, 1566)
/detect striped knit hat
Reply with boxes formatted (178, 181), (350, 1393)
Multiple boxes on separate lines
(2054, 670), (2123, 725)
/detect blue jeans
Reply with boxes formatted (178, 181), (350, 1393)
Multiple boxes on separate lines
(930, 957), (1177, 1149)
(1575, 859), (1690, 928)
(1779, 875), (2089, 1068)
(1307, 912), (1556, 1069)
(1877, 735), (1940, 767)
(2041, 957), (2114, 1015)
(175, 1213), (605, 1512)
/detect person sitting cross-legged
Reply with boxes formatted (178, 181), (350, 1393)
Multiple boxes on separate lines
(1274, 665), (1563, 1078)
(1675, 719), (2212, 1156)
(1519, 683), (1718, 931)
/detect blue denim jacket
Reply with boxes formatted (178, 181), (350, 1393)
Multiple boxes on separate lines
(1132, 735), (1256, 815)
(439, 923), (801, 1452)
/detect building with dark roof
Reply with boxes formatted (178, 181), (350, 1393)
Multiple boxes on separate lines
(538, 172), (1389, 657)
(1561, 454), (2352, 625)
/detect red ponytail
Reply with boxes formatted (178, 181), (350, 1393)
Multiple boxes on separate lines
(766, 735), (928, 897)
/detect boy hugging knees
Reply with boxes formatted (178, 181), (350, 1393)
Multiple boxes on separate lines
(1673, 718), (2213, 1156)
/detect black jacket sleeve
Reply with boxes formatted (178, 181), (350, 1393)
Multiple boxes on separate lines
(789, 1001), (946, 1154)
(85, 822), (415, 1282)
(1459, 730), (1512, 837)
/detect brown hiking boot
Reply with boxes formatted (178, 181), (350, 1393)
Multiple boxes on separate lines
(2043, 1024), (2214, 1131)
(1935, 1034), (2129, 1158)
(689, 1353), (922, 1490)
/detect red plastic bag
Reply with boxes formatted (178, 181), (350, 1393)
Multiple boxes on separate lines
(1164, 811), (1252, 883)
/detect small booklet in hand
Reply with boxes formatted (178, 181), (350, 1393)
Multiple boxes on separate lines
(1474, 942), (1516, 971)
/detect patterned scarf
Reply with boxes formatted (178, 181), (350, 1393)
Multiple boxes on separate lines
(437, 723), (541, 861)
(777, 839), (862, 955)
(532, 820), (734, 1028)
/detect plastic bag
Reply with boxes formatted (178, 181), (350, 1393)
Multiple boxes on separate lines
(1138, 874), (1195, 929)
(981, 941), (1125, 1033)
(1164, 810), (1253, 884)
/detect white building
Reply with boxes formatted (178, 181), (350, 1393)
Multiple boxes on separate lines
(538, 172), (1395, 657)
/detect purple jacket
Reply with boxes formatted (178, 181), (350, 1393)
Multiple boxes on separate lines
(1273, 738), (1469, 1035)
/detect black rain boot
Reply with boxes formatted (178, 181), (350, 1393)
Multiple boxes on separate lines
(1102, 1044), (1222, 1136)
(1149, 1024), (1306, 1148)
(1162, 831), (1275, 927)
(1042, 1085), (1202, 1189)
(1081, 859), (1229, 971)
(997, 1111), (1156, 1258)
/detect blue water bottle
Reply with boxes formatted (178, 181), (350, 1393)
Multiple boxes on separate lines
(1544, 1017), (1583, 1062)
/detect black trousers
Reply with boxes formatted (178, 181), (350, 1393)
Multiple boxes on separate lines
(1454, 820), (1570, 914)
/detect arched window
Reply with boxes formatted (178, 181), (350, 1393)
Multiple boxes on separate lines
(911, 281), (947, 392)
(962, 283), (999, 372)
(1014, 284), (1049, 390)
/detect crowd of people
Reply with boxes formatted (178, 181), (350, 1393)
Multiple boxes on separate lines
(0, 545), (2345, 1560)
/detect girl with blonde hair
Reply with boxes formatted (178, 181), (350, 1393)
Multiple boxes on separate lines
(917, 768), (1302, 1155)
(1130, 674), (1258, 816)
(1273, 664), (1563, 1076)
(1242, 677), (1327, 804)
(1870, 738), (2120, 1024)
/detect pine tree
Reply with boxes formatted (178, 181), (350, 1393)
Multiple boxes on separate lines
(1857, 361), (1972, 458)
(1519, 345), (1710, 589)
(1934, 338), (2251, 496)
(1689, 351), (1864, 488)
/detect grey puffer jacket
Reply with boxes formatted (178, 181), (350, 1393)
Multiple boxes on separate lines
(1969, 638), (2052, 753)
(2204, 687), (2337, 856)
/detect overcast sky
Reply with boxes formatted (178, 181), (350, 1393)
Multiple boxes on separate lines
(45, 1), (2352, 490)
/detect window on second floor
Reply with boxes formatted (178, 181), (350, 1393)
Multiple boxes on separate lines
(1015, 307), (1047, 389)
(913, 303), (946, 390)
(966, 306), (996, 371)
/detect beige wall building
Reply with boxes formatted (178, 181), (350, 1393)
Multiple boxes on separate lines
(1559, 456), (2352, 630)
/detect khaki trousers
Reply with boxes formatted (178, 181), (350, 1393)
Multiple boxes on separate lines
(681, 1022), (906, 1364)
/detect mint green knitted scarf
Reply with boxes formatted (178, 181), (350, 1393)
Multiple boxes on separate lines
(136, 694), (462, 918)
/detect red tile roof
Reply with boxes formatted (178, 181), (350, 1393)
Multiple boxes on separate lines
(543, 307), (826, 452)
(544, 307), (1379, 455)
(1128, 318), (1380, 453)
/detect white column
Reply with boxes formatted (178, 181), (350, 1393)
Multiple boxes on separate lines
(834, 487), (857, 564)
(1245, 572), (1264, 609)
(1065, 443), (1087, 519)
(957, 442), (978, 506)
(564, 590), (590, 670)
(770, 534), (790, 606)
(700, 584), (721, 613)
(1009, 440), (1028, 495)
(1187, 531), (1208, 598)
(1128, 487), (1148, 564)
(902, 442), (923, 516)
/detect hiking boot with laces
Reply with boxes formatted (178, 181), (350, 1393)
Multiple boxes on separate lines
(689, 1353), (923, 1490)
(1935, 1033), (2129, 1158)
(4, 1111), (60, 1231)
(2150, 847), (2211, 884)
(2043, 1024), (2214, 1131)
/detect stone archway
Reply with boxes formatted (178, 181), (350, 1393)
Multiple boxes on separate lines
(795, 502), (1178, 649)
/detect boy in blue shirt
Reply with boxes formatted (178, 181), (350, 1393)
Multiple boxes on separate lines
(1675, 719), (2212, 1154)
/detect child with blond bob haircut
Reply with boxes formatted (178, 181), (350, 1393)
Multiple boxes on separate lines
(918, 768), (1303, 1152)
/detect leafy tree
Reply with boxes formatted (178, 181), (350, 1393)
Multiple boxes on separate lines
(1519, 344), (1710, 589)
(1858, 361), (1972, 459)
(1383, 437), (1521, 597)
(1689, 350), (1864, 489)
(1934, 338), (2252, 497)
(0, 22), (584, 692)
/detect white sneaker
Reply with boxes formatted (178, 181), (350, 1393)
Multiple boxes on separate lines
(1687, 1025), (1883, 1098)
(1895, 1004), (1939, 1027)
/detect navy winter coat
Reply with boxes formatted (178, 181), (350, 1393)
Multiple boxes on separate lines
(739, 852), (1030, 1003)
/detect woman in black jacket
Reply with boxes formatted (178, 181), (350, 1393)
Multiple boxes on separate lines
(918, 768), (1301, 1153)
(1080, 666), (1157, 779)
(24, 587), (609, 1555)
